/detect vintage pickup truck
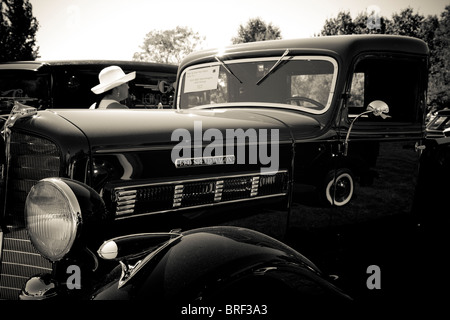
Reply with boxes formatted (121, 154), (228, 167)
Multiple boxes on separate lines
(1, 35), (448, 307)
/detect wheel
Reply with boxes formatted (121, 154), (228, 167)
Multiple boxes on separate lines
(324, 168), (354, 206)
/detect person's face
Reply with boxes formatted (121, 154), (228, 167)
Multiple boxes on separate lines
(116, 83), (129, 101)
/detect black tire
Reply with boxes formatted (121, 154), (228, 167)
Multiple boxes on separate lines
(324, 168), (354, 206)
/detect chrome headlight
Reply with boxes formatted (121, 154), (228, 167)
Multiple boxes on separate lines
(25, 178), (81, 262)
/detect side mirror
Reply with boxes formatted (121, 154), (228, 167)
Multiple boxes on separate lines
(344, 100), (390, 156)
(366, 100), (390, 119)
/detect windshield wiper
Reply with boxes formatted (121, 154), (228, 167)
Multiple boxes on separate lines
(215, 56), (242, 84)
(256, 49), (291, 86)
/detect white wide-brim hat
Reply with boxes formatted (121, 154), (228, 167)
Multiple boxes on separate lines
(91, 66), (136, 94)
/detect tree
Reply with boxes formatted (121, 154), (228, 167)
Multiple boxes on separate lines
(133, 26), (204, 65)
(0, 0), (39, 61)
(353, 11), (389, 34)
(320, 10), (389, 35)
(320, 7), (449, 109)
(232, 17), (281, 44)
(428, 6), (450, 109)
(385, 7), (425, 38)
(320, 11), (355, 35)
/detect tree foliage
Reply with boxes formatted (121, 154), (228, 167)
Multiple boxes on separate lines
(386, 7), (427, 37)
(133, 26), (204, 65)
(321, 9), (390, 35)
(232, 17), (282, 44)
(428, 6), (450, 109)
(321, 11), (355, 35)
(0, 0), (39, 62)
(320, 6), (450, 110)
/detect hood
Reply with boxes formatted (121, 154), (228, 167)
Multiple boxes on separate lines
(9, 108), (315, 205)
(48, 108), (320, 152)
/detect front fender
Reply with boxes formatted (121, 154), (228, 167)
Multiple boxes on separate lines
(92, 226), (351, 310)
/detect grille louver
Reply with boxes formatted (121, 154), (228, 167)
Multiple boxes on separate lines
(114, 171), (289, 218)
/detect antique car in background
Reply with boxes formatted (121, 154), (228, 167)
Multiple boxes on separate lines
(0, 60), (177, 112)
(1, 35), (447, 304)
(426, 108), (450, 138)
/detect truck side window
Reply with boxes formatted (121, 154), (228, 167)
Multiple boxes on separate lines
(348, 72), (364, 112)
(348, 57), (422, 123)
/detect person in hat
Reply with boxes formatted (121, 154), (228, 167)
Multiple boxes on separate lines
(90, 66), (136, 109)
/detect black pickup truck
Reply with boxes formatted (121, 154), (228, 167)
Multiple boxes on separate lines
(1, 36), (448, 310)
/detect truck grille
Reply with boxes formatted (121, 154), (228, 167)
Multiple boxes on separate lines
(113, 171), (289, 218)
(0, 131), (60, 299)
(0, 229), (52, 300)
(6, 131), (61, 226)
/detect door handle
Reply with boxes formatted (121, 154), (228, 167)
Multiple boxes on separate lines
(415, 142), (426, 152)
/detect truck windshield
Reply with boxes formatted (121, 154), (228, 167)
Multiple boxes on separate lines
(0, 71), (50, 114)
(177, 56), (338, 114)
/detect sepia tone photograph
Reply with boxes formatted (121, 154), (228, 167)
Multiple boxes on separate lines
(1, 0), (449, 316)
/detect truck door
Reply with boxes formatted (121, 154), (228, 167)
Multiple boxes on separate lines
(334, 53), (427, 221)
(309, 53), (428, 300)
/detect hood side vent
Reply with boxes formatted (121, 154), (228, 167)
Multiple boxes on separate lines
(113, 171), (288, 219)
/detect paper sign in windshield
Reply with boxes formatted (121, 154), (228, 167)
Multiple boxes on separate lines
(184, 66), (219, 93)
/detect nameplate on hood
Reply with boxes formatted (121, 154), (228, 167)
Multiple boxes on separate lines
(175, 155), (235, 168)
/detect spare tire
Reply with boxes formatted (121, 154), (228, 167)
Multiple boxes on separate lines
(324, 168), (354, 206)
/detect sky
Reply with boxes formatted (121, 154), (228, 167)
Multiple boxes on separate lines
(29, 0), (449, 61)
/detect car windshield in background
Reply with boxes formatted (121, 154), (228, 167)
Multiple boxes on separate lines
(0, 71), (49, 112)
(177, 56), (338, 114)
